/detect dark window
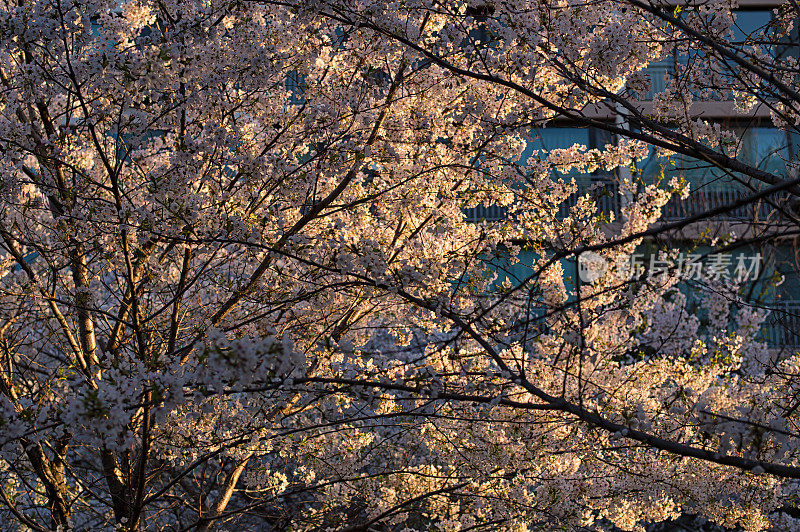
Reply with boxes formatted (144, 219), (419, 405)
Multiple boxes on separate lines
(523, 127), (615, 185)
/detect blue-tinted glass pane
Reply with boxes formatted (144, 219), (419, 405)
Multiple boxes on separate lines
(733, 10), (771, 42)
(641, 59), (674, 99)
(639, 148), (727, 192)
(637, 146), (680, 183)
(522, 128), (591, 183)
(640, 127), (789, 190)
(791, 131), (800, 160)
(535, 128), (590, 150)
(592, 128), (615, 151)
(503, 249), (579, 301)
(286, 71), (306, 105)
(738, 127), (789, 176)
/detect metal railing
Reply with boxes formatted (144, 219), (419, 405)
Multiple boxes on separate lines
(556, 185), (620, 219)
(465, 184), (782, 224)
(662, 188), (777, 222)
(464, 180), (620, 223)
(463, 204), (507, 222)
(760, 300), (800, 347)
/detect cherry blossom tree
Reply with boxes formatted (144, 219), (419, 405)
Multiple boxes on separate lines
(1, 0), (799, 530)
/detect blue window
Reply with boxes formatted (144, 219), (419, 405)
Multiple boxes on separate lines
(285, 71), (306, 105)
(739, 126), (790, 175)
(638, 125), (792, 189)
(733, 10), (772, 43)
(638, 125), (794, 222)
(465, 126), (616, 222)
(522, 127), (614, 186)
(639, 9), (776, 100)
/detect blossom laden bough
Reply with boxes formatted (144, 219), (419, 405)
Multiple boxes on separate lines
(0, 0), (799, 530)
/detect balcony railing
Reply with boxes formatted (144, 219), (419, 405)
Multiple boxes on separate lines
(465, 184), (782, 224)
(760, 300), (800, 347)
(464, 179), (620, 223)
(463, 204), (507, 223)
(662, 188), (778, 222)
(557, 186), (620, 219)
